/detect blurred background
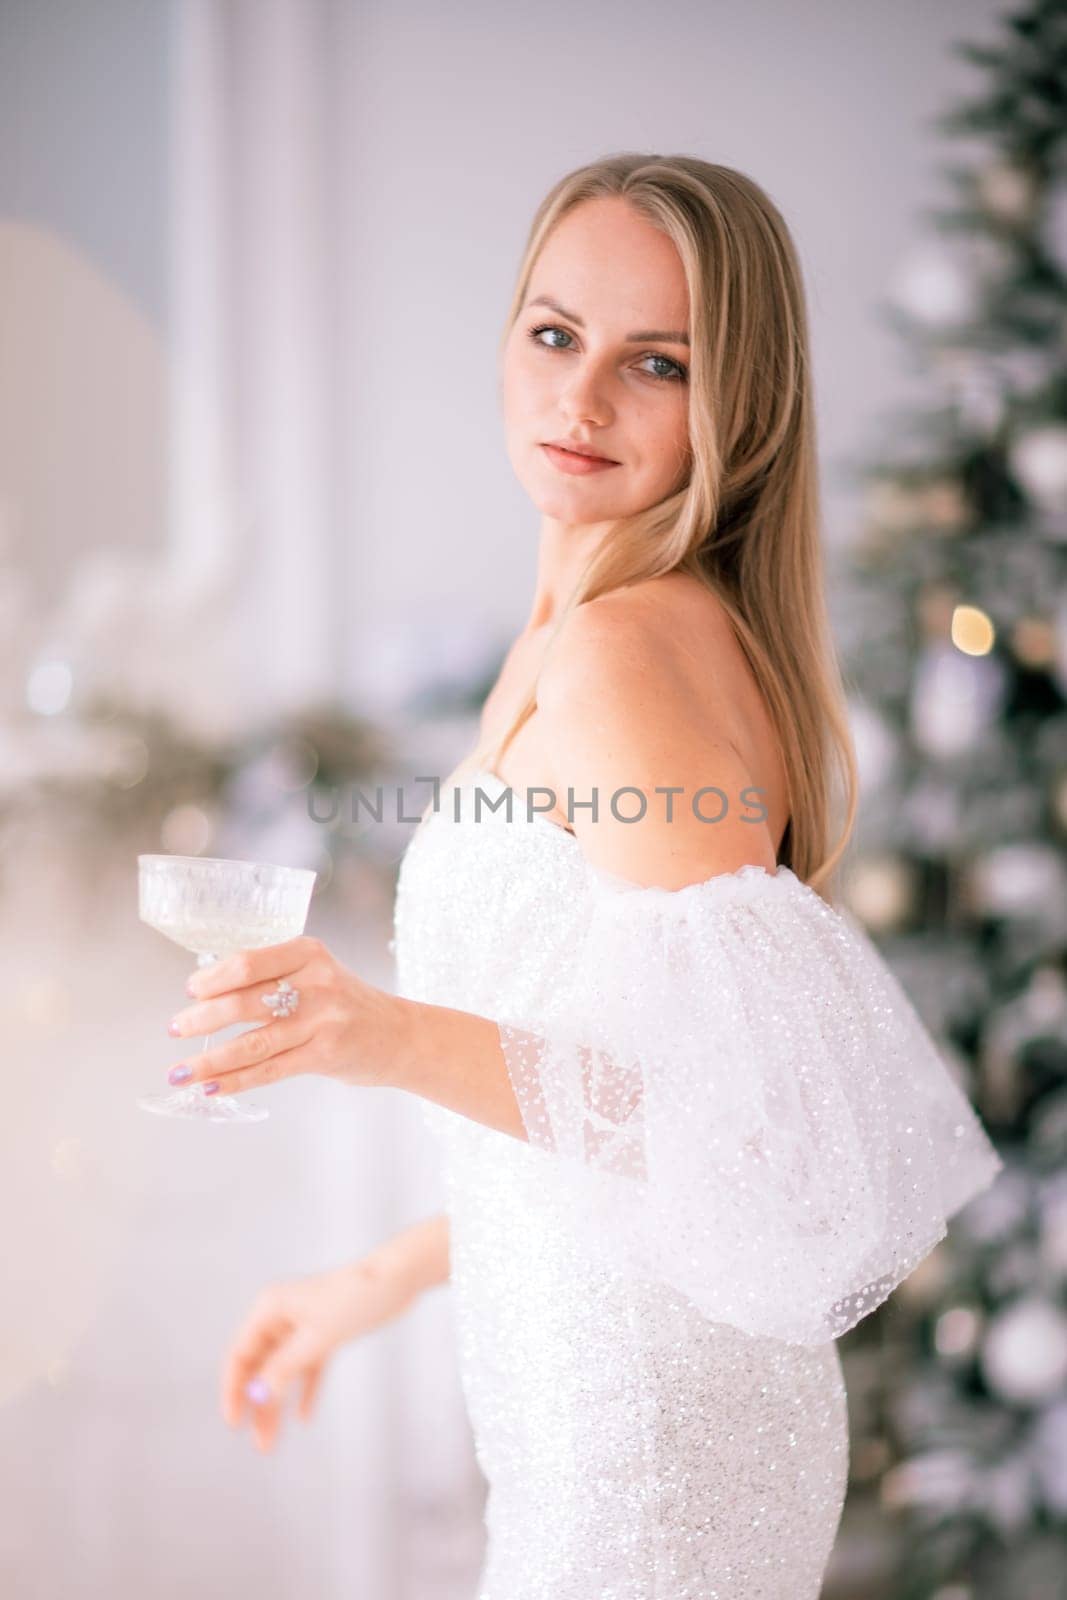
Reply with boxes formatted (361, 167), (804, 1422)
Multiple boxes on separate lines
(1, 0), (1065, 1596)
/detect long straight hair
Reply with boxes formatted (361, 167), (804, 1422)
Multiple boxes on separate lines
(454, 153), (858, 904)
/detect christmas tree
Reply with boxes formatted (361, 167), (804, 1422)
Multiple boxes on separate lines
(834, 4), (1067, 1596)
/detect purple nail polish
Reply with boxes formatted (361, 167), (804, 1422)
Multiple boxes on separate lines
(203, 1081), (220, 1095)
(167, 1020), (181, 1037)
(168, 1063), (192, 1085)
(247, 1377), (270, 1404)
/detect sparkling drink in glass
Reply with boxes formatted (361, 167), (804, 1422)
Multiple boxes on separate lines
(138, 854), (318, 1123)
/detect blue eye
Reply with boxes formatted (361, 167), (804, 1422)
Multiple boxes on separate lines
(529, 324), (572, 350)
(641, 351), (688, 383)
(525, 324), (688, 384)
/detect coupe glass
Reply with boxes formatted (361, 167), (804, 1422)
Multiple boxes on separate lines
(138, 854), (318, 1123)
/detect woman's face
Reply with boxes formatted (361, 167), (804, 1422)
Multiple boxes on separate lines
(500, 195), (692, 524)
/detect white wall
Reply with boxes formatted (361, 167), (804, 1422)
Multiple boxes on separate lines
(0, 0), (171, 326)
(0, 0), (173, 608)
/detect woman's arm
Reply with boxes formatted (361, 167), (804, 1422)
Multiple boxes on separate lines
(363, 1209), (453, 1298)
(393, 1001), (530, 1141)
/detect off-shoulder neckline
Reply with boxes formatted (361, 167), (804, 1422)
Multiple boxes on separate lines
(467, 766), (798, 900)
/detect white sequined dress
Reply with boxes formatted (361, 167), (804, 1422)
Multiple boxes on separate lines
(390, 769), (1004, 1600)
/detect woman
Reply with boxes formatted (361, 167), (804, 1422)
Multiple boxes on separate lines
(166, 155), (1003, 1596)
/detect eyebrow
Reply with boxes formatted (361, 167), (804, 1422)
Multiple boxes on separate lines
(525, 294), (690, 347)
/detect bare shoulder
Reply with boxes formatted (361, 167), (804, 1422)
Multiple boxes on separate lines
(538, 572), (740, 730)
(536, 574), (778, 888)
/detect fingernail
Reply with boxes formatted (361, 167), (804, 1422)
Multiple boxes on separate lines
(167, 1019), (181, 1037)
(168, 1063), (192, 1085)
(185, 979), (197, 997)
(247, 1377), (270, 1404)
(203, 1081), (220, 1095)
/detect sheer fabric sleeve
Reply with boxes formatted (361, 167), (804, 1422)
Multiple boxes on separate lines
(496, 864), (1004, 1347)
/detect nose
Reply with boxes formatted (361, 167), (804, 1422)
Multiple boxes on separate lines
(557, 357), (614, 430)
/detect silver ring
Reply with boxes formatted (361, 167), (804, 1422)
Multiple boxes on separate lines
(262, 978), (300, 1018)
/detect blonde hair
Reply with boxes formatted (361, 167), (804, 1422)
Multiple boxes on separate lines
(458, 152), (858, 904)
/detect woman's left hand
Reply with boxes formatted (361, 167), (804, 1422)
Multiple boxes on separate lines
(164, 936), (411, 1097)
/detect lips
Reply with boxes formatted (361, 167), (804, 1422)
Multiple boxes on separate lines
(540, 443), (621, 476)
(542, 439), (618, 462)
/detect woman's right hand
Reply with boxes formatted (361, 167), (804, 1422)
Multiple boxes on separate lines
(220, 1253), (418, 1453)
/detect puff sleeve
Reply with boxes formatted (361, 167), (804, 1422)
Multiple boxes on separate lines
(495, 863), (1004, 1347)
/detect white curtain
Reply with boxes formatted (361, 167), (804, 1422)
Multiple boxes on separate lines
(169, 0), (338, 707)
